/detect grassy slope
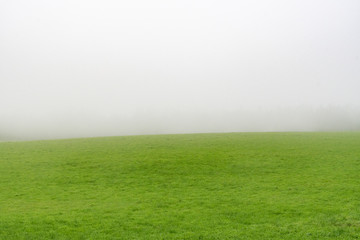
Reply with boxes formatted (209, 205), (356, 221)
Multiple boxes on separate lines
(0, 132), (360, 239)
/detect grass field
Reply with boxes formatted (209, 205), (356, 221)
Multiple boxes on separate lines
(1, 132), (360, 239)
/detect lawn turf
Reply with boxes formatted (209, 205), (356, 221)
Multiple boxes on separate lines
(1, 132), (360, 239)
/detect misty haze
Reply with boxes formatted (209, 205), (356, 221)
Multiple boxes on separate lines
(1, 0), (359, 140)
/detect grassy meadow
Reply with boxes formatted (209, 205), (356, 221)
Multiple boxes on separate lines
(0, 132), (360, 239)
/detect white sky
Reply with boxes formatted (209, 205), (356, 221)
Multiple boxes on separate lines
(1, 0), (360, 139)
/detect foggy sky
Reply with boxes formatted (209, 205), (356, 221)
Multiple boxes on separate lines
(1, 0), (360, 140)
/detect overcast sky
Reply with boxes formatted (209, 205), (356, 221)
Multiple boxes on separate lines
(1, 0), (360, 140)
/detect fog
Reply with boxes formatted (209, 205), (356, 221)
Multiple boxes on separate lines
(1, 0), (360, 140)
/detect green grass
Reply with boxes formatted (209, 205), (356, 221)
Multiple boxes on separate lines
(1, 132), (360, 239)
